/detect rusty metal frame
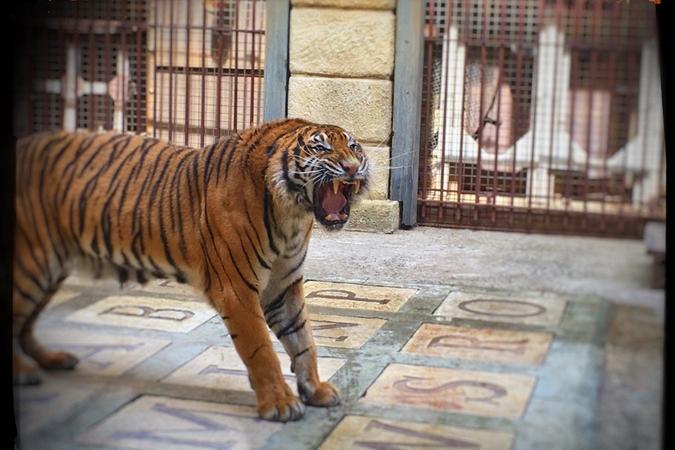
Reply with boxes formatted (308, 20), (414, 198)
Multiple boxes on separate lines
(417, 0), (665, 238)
(19, 0), (267, 148)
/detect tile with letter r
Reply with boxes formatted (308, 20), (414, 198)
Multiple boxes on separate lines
(64, 295), (217, 332)
(162, 345), (346, 394)
(434, 290), (567, 327)
(318, 415), (513, 450)
(304, 281), (417, 312)
(34, 329), (171, 376)
(362, 363), (536, 419)
(310, 312), (386, 348)
(76, 395), (282, 450)
(402, 323), (553, 365)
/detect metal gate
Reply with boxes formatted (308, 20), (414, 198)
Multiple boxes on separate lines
(14, 0), (266, 147)
(417, 0), (665, 237)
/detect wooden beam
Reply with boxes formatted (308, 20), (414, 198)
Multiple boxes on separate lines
(263, 0), (290, 122)
(390, 0), (424, 227)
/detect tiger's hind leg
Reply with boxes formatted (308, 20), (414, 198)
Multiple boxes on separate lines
(13, 253), (78, 385)
(17, 284), (79, 371)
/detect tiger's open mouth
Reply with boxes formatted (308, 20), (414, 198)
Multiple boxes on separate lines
(314, 179), (361, 230)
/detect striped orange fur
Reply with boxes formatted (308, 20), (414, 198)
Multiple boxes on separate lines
(13, 118), (370, 421)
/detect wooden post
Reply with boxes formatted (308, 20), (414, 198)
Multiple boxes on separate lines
(263, 0), (290, 121)
(391, 0), (425, 227)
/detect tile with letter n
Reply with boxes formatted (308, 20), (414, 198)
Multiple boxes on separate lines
(402, 323), (553, 365)
(362, 363), (536, 419)
(64, 295), (217, 332)
(310, 312), (386, 348)
(304, 281), (417, 312)
(162, 346), (345, 394)
(319, 415), (513, 450)
(434, 290), (567, 327)
(34, 329), (171, 376)
(76, 395), (282, 450)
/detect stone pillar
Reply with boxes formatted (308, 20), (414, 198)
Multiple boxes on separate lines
(287, 0), (399, 233)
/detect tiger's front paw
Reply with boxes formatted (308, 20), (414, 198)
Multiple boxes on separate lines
(299, 381), (341, 407)
(257, 385), (306, 422)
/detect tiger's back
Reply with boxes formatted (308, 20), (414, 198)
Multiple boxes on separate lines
(16, 130), (200, 285)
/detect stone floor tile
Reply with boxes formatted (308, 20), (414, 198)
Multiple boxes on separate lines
(304, 281), (416, 312)
(310, 313), (386, 348)
(63, 274), (127, 289)
(64, 295), (217, 332)
(402, 323), (553, 365)
(318, 415), (513, 450)
(133, 279), (202, 299)
(434, 290), (567, 327)
(45, 290), (80, 310)
(362, 363), (536, 419)
(162, 346), (345, 394)
(15, 382), (100, 434)
(34, 329), (171, 376)
(76, 395), (282, 450)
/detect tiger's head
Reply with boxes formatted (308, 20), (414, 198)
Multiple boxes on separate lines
(274, 123), (371, 231)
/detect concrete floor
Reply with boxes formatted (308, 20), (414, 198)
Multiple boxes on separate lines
(14, 227), (664, 450)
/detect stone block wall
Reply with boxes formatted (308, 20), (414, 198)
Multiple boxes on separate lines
(288, 0), (400, 232)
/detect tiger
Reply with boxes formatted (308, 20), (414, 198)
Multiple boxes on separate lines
(13, 118), (371, 422)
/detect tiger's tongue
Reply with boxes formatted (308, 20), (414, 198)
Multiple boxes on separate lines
(322, 187), (347, 218)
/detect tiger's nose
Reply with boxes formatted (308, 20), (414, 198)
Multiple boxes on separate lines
(341, 161), (359, 176)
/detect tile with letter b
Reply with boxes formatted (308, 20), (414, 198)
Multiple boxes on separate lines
(362, 363), (536, 419)
(434, 290), (567, 327)
(310, 313), (386, 348)
(319, 415), (513, 450)
(162, 346), (345, 394)
(64, 295), (216, 332)
(34, 329), (171, 376)
(304, 281), (416, 312)
(402, 323), (553, 365)
(76, 395), (282, 450)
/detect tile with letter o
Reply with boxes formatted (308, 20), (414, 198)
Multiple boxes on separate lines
(76, 395), (282, 450)
(310, 312), (386, 348)
(402, 323), (553, 365)
(318, 415), (513, 450)
(362, 363), (536, 419)
(162, 346), (345, 394)
(304, 281), (416, 312)
(34, 329), (171, 376)
(434, 290), (567, 327)
(64, 295), (216, 332)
